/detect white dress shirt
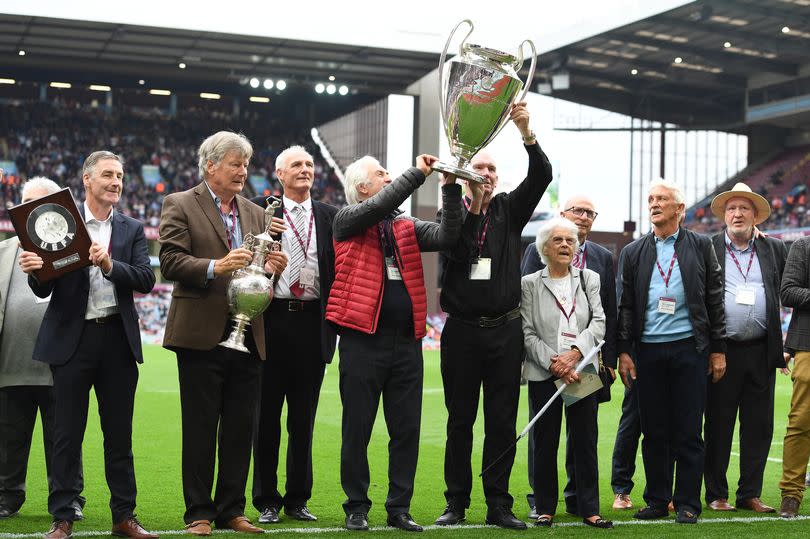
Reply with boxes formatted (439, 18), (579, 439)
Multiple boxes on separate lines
(275, 196), (320, 300)
(83, 202), (118, 319)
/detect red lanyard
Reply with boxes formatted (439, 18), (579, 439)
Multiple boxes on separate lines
(284, 207), (314, 260)
(463, 197), (490, 256)
(656, 253), (677, 291)
(554, 292), (577, 325)
(726, 243), (756, 282)
(218, 200), (238, 250)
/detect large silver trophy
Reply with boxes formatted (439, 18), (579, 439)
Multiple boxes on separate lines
(432, 20), (537, 183)
(219, 198), (282, 353)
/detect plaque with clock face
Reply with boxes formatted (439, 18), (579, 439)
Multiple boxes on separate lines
(9, 188), (92, 282)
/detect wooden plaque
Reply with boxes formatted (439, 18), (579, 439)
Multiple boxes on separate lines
(8, 188), (92, 282)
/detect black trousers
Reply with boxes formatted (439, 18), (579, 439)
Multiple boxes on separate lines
(529, 379), (600, 518)
(611, 383), (641, 495)
(440, 317), (523, 509)
(0, 386), (84, 513)
(49, 319), (138, 523)
(252, 302), (325, 511)
(338, 327), (422, 516)
(636, 337), (707, 515)
(177, 337), (261, 525)
(704, 338), (774, 503)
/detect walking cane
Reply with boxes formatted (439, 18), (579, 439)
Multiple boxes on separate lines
(479, 340), (605, 478)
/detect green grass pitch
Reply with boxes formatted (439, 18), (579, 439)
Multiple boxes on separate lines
(1, 345), (808, 537)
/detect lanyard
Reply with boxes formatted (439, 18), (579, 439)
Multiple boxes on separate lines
(463, 197), (490, 256)
(284, 207), (315, 261)
(218, 200), (238, 250)
(656, 252), (677, 292)
(553, 292), (577, 325)
(726, 243), (756, 282)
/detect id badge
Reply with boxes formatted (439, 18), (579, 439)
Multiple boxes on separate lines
(658, 297), (676, 315)
(736, 285), (756, 306)
(299, 266), (316, 287)
(385, 257), (402, 280)
(560, 331), (578, 349)
(469, 257), (491, 280)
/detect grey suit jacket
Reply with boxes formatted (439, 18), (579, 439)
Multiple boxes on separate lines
(520, 266), (606, 381)
(782, 236), (810, 353)
(0, 237), (17, 329)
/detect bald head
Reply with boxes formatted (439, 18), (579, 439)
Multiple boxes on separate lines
(560, 194), (597, 243)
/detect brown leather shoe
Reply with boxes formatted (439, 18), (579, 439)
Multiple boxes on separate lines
(612, 493), (633, 510)
(45, 520), (73, 539)
(780, 496), (800, 519)
(708, 499), (736, 511)
(112, 517), (158, 539)
(223, 516), (264, 534)
(737, 497), (775, 513)
(184, 520), (211, 536)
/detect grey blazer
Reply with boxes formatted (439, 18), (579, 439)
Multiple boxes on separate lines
(521, 266), (606, 381)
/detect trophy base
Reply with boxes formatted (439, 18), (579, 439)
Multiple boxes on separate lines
(432, 161), (485, 183)
(218, 319), (251, 354)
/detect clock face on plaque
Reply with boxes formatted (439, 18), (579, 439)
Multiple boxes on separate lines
(26, 203), (77, 252)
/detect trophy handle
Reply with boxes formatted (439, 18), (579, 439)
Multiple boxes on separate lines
(438, 19), (474, 131)
(514, 39), (538, 104)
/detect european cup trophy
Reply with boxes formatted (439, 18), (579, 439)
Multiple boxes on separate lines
(432, 19), (537, 183)
(219, 197), (282, 353)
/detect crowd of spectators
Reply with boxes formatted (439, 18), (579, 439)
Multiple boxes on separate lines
(0, 100), (347, 225)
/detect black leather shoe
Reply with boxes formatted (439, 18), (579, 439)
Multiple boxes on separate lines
(675, 510), (698, 524)
(0, 504), (19, 519)
(485, 506), (527, 529)
(584, 517), (614, 529)
(345, 513), (368, 531)
(435, 504), (465, 526)
(258, 506), (280, 524)
(285, 506), (317, 521)
(387, 513), (423, 532)
(633, 506), (668, 520)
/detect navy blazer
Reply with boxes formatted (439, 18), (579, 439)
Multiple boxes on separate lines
(521, 239), (618, 368)
(28, 210), (156, 365)
(251, 195), (338, 363)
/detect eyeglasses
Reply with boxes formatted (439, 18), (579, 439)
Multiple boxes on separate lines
(565, 206), (598, 220)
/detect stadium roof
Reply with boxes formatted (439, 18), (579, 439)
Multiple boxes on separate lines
(534, 0), (810, 131)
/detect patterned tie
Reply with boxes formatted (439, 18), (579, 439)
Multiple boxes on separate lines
(573, 247), (584, 269)
(288, 204), (307, 297)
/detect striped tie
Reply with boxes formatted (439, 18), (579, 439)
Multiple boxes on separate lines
(289, 204), (307, 297)
(573, 248), (584, 269)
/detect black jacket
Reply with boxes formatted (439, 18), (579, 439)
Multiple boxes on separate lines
(618, 227), (726, 356)
(781, 236), (810, 354)
(712, 231), (788, 369)
(520, 240), (618, 369)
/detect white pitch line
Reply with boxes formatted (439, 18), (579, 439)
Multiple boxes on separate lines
(3, 515), (810, 538)
(730, 450), (783, 463)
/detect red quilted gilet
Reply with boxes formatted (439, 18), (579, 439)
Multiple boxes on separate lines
(326, 219), (427, 339)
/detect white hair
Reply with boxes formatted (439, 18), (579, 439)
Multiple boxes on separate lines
(275, 145), (312, 171)
(649, 178), (685, 206)
(22, 176), (61, 199)
(197, 131), (252, 179)
(343, 155), (378, 205)
(536, 217), (580, 267)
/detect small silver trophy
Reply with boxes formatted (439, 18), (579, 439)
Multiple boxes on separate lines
(219, 197), (282, 353)
(432, 19), (537, 183)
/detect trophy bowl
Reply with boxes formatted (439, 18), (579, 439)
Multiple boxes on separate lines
(433, 20), (537, 183)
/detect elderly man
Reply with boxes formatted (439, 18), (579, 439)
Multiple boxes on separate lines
(250, 146), (337, 524)
(326, 153), (467, 532)
(703, 183), (787, 514)
(520, 195), (617, 519)
(435, 102), (552, 530)
(779, 235), (810, 518)
(0, 177), (84, 521)
(20, 152), (157, 539)
(159, 132), (287, 535)
(618, 179), (725, 524)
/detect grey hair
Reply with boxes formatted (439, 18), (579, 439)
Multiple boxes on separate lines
(197, 131), (253, 179)
(22, 176), (61, 199)
(82, 151), (123, 177)
(343, 155), (379, 205)
(649, 178), (685, 206)
(275, 145), (312, 171)
(536, 217), (580, 267)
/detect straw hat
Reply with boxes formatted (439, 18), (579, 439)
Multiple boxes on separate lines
(710, 182), (771, 225)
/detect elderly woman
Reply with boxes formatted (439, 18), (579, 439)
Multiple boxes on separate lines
(520, 217), (610, 528)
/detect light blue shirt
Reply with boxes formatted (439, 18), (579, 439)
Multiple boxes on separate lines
(723, 233), (767, 340)
(641, 229), (694, 343)
(204, 182), (242, 280)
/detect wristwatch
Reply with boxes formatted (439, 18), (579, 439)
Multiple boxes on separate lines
(522, 131), (537, 143)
